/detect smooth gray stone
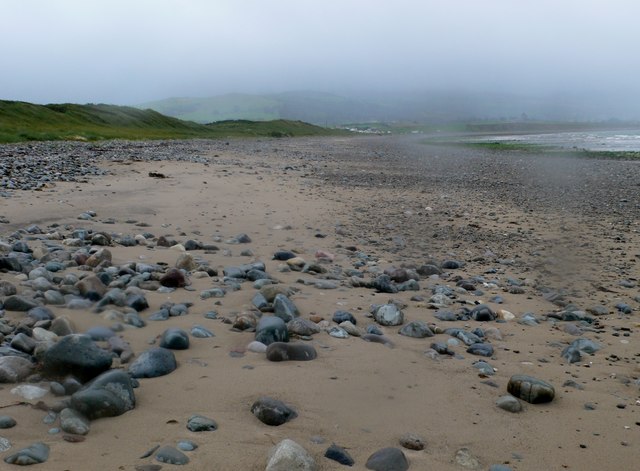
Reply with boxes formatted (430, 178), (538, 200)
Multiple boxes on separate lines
(159, 328), (190, 349)
(287, 318), (321, 336)
(372, 304), (404, 326)
(467, 343), (494, 357)
(4, 442), (49, 465)
(255, 316), (289, 345)
(251, 397), (297, 426)
(10, 333), (36, 354)
(266, 342), (317, 362)
(85, 326), (116, 341)
(508, 374), (555, 404)
(42, 334), (112, 381)
(496, 395), (523, 413)
(186, 414), (218, 432)
(252, 292), (269, 311)
(273, 294), (300, 322)
(399, 320), (434, 338)
(190, 325), (214, 338)
(332, 310), (356, 324)
(0, 415), (17, 429)
(148, 309), (170, 321)
(266, 439), (317, 471)
(3, 295), (38, 312)
(325, 444), (355, 465)
(365, 447), (409, 471)
(60, 408), (90, 435)
(155, 445), (189, 465)
(128, 347), (177, 378)
(470, 304), (496, 321)
(177, 440), (198, 451)
(70, 369), (136, 419)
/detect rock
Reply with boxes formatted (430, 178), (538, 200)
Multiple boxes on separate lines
(126, 293), (149, 311)
(273, 250), (296, 261)
(466, 343), (494, 357)
(399, 432), (426, 450)
(372, 275), (398, 293)
(561, 338), (601, 363)
(42, 334), (112, 381)
(332, 310), (356, 324)
(0, 355), (34, 384)
(362, 333), (394, 348)
(266, 342), (317, 361)
(3, 295), (38, 312)
(399, 321), (434, 338)
(190, 325), (214, 338)
(27, 306), (55, 321)
(50, 317), (75, 336)
(69, 369), (135, 419)
(156, 445), (189, 465)
(0, 416), (17, 429)
(255, 316), (289, 345)
(159, 328), (190, 350)
(455, 448), (480, 469)
(251, 397), (298, 426)
(186, 414), (218, 432)
(470, 304), (496, 321)
(86, 248), (112, 267)
(266, 439), (317, 471)
(340, 320), (361, 337)
(128, 347), (177, 378)
(287, 318), (321, 336)
(60, 408), (90, 435)
(325, 444), (355, 466)
(10, 333), (36, 354)
(372, 304), (404, 326)
(10, 385), (48, 400)
(365, 447), (409, 471)
(160, 268), (187, 288)
(329, 326), (349, 338)
(273, 294), (300, 322)
(4, 442), (49, 465)
(496, 395), (523, 413)
(507, 375), (555, 404)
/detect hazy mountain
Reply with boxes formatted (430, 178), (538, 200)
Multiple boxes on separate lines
(138, 90), (640, 125)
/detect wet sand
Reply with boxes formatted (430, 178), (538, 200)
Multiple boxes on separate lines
(0, 136), (639, 470)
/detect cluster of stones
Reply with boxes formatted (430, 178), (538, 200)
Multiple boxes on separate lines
(2, 210), (628, 468)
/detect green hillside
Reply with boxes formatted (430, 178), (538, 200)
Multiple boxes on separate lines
(0, 100), (340, 143)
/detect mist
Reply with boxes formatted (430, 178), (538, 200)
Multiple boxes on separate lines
(2, 0), (639, 119)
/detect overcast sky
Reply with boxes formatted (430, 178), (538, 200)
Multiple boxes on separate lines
(2, 0), (639, 104)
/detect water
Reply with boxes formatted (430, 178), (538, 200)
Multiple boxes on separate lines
(477, 129), (640, 151)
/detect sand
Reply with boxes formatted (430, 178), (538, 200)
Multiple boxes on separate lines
(0, 136), (638, 470)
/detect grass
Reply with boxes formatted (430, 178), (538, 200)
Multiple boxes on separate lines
(0, 100), (344, 143)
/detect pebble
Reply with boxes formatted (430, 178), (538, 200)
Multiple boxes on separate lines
(159, 328), (190, 349)
(128, 347), (177, 378)
(4, 442), (49, 465)
(266, 439), (317, 471)
(372, 304), (404, 326)
(365, 447), (409, 471)
(266, 342), (317, 361)
(399, 432), (426, 450)
(251, 397), (298, 426)
(399, 320), (434, 338)
(255, 316), (289, 345)
(155, 445), (190, 465)
(325, 443), (355, 466)
(496, 395), (523, 413)
(186, 414), (218, 432)
(0, 416), (17, 429)
(60, 408), (91, 435)
(507, 374), (555, 404)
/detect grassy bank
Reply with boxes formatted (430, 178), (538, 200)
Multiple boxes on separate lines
(0, 100), (343, 143)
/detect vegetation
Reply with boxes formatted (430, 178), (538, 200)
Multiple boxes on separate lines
(0, 100), (343, 143)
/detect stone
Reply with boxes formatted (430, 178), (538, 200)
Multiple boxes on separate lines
(466, 343), (494, 357)
(332, 310), (356, 324)
(156, 445), (189, 465)
(190, 325), (214, 338)
(325, 444), (355, 466)
(86, 248), (112, 267)
(455, 448), (481, 469)
(470, 304), (496, 321)
(186, 414), (218, 432)
(3, 295), (38, 312)
(10, 333), (36, 354)
(251, 397), (298, 426)
(329, 326), (349, 338)
(159, 328), (190, 350)
(0, 437), (10, 453)
(160, 268), (187, 288)
(42, 334), (112, 381)
(273, 294), (300, 322)
(128, 347), (177, 378)
(0, 355), (34, 384)
(372, 304), (404, 326)
(266, 439), (317, 471)
(365, 447), (409, 471)
(266, 342), (317, 361)
(70, 369), (136, 420)
(507, 375), (555, 404)
(496, 395), (523, 413)
(255, 316), (289, 345)
(60, 408), (90, 435)
(27, 306), (55, 321)
(287, 318), (321, 336)
(0, 416), (17, 429)
(399, 321), (434, 338)
(4, 442), (49, 465)
(399, 432), (426, 450)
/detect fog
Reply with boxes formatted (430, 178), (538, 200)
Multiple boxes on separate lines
(2, 0), (639, 117)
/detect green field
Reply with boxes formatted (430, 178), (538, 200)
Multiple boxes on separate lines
(0, 100), (343, 143)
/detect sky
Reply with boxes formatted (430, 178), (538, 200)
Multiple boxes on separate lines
(2, 0), (639, 105)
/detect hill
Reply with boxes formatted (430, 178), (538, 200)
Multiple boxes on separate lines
(139, 90), (640, 125)
(0, 100), (339, 143)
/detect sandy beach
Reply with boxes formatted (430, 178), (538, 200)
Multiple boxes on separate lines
(0, 136), (639, 470)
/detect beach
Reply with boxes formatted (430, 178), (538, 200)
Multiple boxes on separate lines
(0, 136), (639, 470)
